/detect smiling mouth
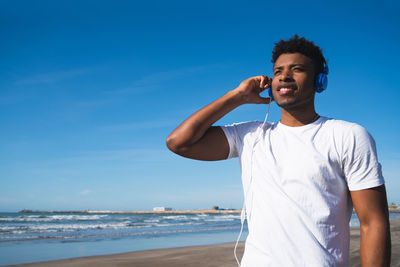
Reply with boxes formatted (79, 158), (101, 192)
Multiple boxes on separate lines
(279, 88), (294, 93)
(277, 85), (297, 96)
(277, 85), (297, 91)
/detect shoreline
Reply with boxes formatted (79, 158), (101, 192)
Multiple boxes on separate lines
(17, 209), (242, 215)
(16, 208), (400, 214)
(12, 218), (400, 267)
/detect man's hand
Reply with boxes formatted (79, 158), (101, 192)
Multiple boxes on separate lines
(235, 75), (273, 104)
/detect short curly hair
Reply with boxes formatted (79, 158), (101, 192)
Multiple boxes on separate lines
(271, 34), (326, 74)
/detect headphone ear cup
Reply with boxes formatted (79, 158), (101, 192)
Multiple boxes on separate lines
(315, 73), (328, 93)
(267, 87), (274, 100)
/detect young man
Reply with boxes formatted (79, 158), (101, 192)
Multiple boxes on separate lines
(166, 35), (391, 266)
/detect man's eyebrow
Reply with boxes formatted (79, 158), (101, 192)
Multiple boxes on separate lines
(273, 64), (307, 70)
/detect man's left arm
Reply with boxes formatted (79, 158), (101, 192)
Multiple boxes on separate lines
(350, 185), (391, 267)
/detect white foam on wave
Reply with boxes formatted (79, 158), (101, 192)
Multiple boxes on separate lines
(0, 226), (26, 233)
(2, 221), (131, 233)
(144, 219), (160, 223)
(205, 214), (240, 222)
(162, 215), (188, 220)
(50, 215), (108, 221)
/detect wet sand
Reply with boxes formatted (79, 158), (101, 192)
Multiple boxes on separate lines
(14, 219), (400, 267)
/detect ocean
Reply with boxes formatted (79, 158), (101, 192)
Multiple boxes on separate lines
(0, 212), (245, 266)
(0, 212), (398, 266)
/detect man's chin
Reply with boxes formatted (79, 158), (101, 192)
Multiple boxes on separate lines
(276, 100), (298, 109)
(275, 95), (315, 110)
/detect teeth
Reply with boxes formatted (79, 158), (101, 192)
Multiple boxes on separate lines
(280, 88), (292, 92)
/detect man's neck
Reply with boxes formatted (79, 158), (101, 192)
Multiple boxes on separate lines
(280, 107), (319, 127)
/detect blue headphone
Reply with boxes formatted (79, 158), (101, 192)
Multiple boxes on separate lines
(267, 62), (329, 98)
(315, 62), (329, 93)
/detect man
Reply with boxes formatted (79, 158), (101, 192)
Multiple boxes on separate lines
(166, 35), (391, 266)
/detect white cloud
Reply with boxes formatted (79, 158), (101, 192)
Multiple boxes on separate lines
(14, 67), (98, 85)
(79, 189), (92, 196)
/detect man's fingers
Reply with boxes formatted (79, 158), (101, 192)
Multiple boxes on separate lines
(265, 77), (272, 88)
(258, 76), (272, 90)
(240, 76), (272, 100)
(262, 77), (272, 89)
(259, 76), (266, 89)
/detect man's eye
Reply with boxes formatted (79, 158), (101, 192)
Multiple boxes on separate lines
(293, 68), (303, 72)
(274, 70), (281, 75)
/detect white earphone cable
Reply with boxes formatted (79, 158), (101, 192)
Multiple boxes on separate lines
(234, 101), (271, 267)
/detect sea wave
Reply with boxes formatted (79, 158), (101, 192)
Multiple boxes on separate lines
(0, 225), (242, 243)
(204, 214), (240, 222)
(0, 214), (108, 223)
(0, 213), (244, 243)
(0, 222), (132, 234)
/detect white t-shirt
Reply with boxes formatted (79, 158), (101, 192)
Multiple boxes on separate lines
(221, 116), (384, 267)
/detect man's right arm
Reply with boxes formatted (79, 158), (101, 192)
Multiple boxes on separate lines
(166, 75), (272, 161)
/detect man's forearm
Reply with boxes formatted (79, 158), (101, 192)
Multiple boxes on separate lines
(360, 220), (391, 266)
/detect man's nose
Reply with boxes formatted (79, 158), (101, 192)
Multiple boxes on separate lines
(279, 69), (294, 82)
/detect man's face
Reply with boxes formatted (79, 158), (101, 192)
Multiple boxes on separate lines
(271, 53), (316, 110)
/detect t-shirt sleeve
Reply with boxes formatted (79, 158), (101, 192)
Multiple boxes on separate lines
(342, 124), (385, 191)
(220, 121), (260, 159)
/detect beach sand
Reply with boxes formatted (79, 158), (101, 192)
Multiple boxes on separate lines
(14, 219), (399, 267)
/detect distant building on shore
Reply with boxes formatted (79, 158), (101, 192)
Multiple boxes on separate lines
(153, 207), (172, 211)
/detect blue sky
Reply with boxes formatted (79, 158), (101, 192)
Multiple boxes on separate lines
(1, 0), (399, 211)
